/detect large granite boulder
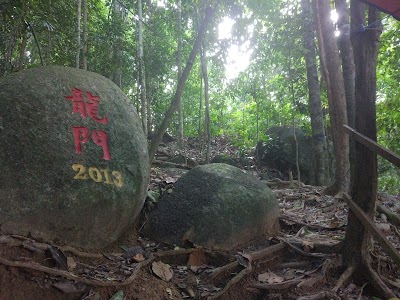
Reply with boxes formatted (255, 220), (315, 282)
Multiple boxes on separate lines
(144, 163), (279, 250)
(0, 66), (149, 249)
(256, 126), (314, 183)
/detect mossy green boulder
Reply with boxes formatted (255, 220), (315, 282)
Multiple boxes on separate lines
(0, 66), (149, 249)
(144, 163), (279, 250)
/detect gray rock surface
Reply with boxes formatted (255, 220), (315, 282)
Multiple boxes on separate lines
(144, 163), (279, 250)
(0, 66), (149, 249)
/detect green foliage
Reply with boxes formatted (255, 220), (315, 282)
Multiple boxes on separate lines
(376, 19), (400, 194)
(1, 0), (399, 192)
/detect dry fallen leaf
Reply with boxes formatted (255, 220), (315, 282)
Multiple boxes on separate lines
(53, 281), (85, 294)
(166, 287), (173, 299)
(258, 270), (284, 283)
(152, 261), (173, 281)
(302, 240), (314, 252)
(188, 248), (207, 267)
(67, 256), (77, 271)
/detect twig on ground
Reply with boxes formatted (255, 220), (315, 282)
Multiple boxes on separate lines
(297, 291), (340, 300)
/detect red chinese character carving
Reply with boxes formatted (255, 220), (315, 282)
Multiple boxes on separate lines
(65, 88), (86, 118)
(86, 92), (108, 124)
(72, 126), (90, 154)
(71, 127), (111, 161)
(92, 130), (111, 160)
(65, 88), (108, 124)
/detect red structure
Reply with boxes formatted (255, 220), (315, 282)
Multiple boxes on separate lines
(361, 0), (400, 20)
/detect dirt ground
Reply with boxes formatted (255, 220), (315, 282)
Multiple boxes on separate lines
(1, 137), (399, 300)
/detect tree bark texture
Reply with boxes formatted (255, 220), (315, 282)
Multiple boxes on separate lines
(112, 0), (123, 88)
(138, 0), (148, 136)
(315, 0), (350, 194)
(288, 43), (301, 185)
(343, 0), (381, 269)
(76, 0), (81, 68)
(200, 43), (211, 164)
(198, 71), (203, 138)
(177, 0), (184, 149)
(18, 25), (28, 71)
(148, 6), (215, 161)
(336, 0), (356, 188)
(82, 0), (88, 70)
(301, 0), (327, 186)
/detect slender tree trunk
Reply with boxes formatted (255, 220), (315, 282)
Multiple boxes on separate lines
(148, 6), (215, 161)
(45, 29), (51, 65)
(288, 43), (301, 185)
(82, 0), (88, 70)
(177, 0), (184, 148)
(200, 43), (211, 164)
(76, 0), (81, 68)
(18, 25), (28, 71)
(301, 0), (327, 186)
(314, 0), (350, 195)
(198, 71), (203, 138)
(256, 100), (259, 142)
(146, 0), (153, 134)
(112, 0), (123, 87)
(336, 0), (356, 187)
(138, 0), (148, 136)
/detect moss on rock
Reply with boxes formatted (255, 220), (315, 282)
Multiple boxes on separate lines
(144, 163), (279, 250)
(0, 66), (149, 249)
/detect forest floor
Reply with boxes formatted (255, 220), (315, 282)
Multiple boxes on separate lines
(1, 136), (400, 300)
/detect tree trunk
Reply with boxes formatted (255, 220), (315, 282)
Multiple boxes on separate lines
(335, 0), (356, 188)
(148, 6), (215, 161)
(146, 0), (153, 134)
(314, 0), (350, 195)
(177, 0), (184, 148)
(198, 71), (203, 138)
(112, 0), (123, 87)
(288, 43), (301, 185)
(76, 0), (81, 68)
(18, 25), (28, 71)
(200, 42), (211, 164)
(343, 0), (381, 273)
(82, 0), (88, 70)
(138, 0), (148, 136)
(301, 0), (327, 186)
(341, 3), (391, 297)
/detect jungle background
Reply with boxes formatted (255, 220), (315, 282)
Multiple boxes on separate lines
(1, 0), (399, 194)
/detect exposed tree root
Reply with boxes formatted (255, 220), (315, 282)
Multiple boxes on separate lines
(264, 178), (311, 189)
(0, 254), (155, 287)
(1, 235), (103, 258)
(209, 265), (252, 299)
(285, 237), (342, 254)
(248, 277), (304, 290)
(206, 242), (286, 298)
(278, 237), (330, 258)
(207, 261), (239, 283)
(376, 203), (400, 226)
(365, 259), (396, 299)
(297, 290), (340, 300)
(240, 241), (286, 262)
(332, 264), (355, 292)
(332, 260), (396, 298)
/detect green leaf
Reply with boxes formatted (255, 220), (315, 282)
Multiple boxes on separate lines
(109, 290), (124, 300)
